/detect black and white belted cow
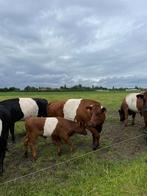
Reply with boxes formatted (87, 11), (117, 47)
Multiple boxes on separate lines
(0, 98), (48, 142)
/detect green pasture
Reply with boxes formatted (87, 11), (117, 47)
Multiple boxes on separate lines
(0, 91), (147, 196)
(0, 90), (129, 109)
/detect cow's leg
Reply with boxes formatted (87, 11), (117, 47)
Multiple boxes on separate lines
(1, 160), (3, 174)
(52, 136), (62, 156)
(92, 133), (96, 147)
(89, 128), (100, 150)
(143, 112), (147, 127)
(10, 123), (15, 143)
(94, 132), (100, 150)
(124, 109), (128, 127)
(0, 158), (4, 174)
(132, 113), (136, 125)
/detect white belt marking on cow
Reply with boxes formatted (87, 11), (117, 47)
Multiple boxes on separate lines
(43, 118), (58, 137)
(0, 119), (2, 136)
(19, 98), (39, 119)
(126, 93), (140, 112)
(63, 99), (82, 121)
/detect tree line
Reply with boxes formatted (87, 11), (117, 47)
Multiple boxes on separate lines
(0, 85), (144, 92)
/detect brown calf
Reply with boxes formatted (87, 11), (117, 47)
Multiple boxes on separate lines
(47, 99), (106, 150)
(24, 117), (87, 160)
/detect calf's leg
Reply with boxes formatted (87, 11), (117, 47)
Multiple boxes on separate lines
(52, 135), (62, 156)
(24, 135), (29, 158)
(30, 142), (37, 160)
(62, 135), (74, 153)
(27, 133), (38, 160)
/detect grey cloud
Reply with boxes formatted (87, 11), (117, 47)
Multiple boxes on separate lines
(0, 0), (147, 88)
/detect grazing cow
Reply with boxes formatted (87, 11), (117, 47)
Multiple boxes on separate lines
(136, 92), (147, 127)
(118, 93), (143, 126)
(0, 98), (48, 142)
(24, 117), (87, 160)
(0, 105), (11, 173)
(47, 99), (106, 150)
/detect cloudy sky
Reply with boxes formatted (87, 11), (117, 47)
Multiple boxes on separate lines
(0, 0), (147, 88)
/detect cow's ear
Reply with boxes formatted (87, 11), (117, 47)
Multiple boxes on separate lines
(86, 105), (93, 110)
(136, 94), (144, 99)
(101, 107), (106, 113)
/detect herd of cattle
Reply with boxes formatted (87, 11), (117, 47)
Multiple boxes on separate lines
(0, 91), (147, 173)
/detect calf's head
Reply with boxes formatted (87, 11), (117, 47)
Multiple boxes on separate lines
(86, 105), (106, 131)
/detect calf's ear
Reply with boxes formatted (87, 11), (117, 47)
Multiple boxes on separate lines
(101, 107), (106, 113)
(136, 94), (144, 99)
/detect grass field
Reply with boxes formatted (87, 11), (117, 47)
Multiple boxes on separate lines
(0, 91), (147, 196)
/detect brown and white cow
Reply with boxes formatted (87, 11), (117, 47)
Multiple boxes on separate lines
(47, 99), (106, 150)
(136, 91), (147, 127)
(119, 93), (143, 126)
(24, 117), (87, 160)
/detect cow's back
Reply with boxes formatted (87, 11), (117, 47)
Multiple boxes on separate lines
(48, 99), (101, 123)
(0, 98), (23, 122)
(125, 93), (142, 112)
(47, 101), (65, 117)
(0, 98), (48, 122)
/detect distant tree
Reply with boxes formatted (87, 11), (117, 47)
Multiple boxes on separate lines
(24, 86), (38, 91)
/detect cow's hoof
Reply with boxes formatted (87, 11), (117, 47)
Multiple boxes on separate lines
(93, 147), (97, 151)
(57, 151), (61, 156)
(142, 126), (147, 130)
(82, 131), (87, 135)
(24, 152), (28, 158)
(145, 138), (147, 145)
(92, 145), (99, 151)
(32, 157), (37, 162)
(0, 169), (3, 175)
(12, 140), (16, 144)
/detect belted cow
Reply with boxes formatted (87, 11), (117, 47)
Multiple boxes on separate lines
(118, 93), (143, 126)
(136, 91), (147, 127)
(47, 99), (106, 150)
(0, 98), (48, 142)
(0, 105), (11, 173)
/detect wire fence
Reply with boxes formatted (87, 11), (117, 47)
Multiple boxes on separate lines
(0, 133), (146, 187)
